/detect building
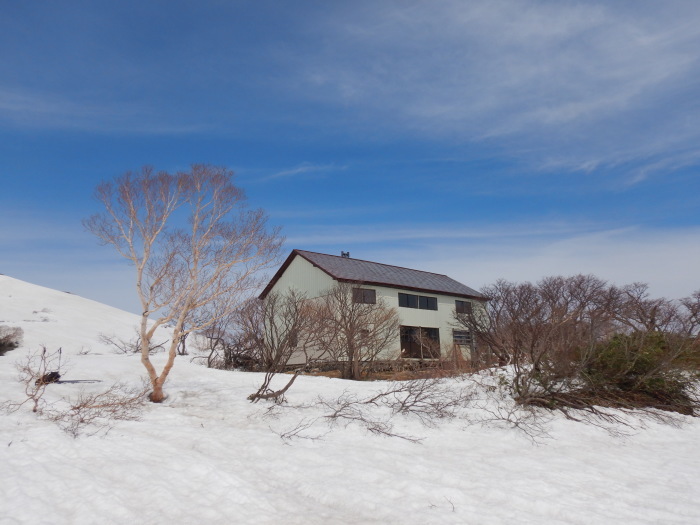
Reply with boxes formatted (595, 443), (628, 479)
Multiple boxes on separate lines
(260, 249), (487, 361)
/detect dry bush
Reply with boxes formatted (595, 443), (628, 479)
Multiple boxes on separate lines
(266, 378), (474, 442)
(0, 325), (23, 356)
(99, 332), (166, 355)
(1, 346), (64, 414)
(456, 275), (700, 423)
(44, 382), (147, 437)
(228, 290), (318, 402)
(364, 378), (474, 424)
(2, 346), (146, 437)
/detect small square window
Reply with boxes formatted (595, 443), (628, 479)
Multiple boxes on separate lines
(353, 288), (376, 304)
(456, 300), (472, 315)
(399, 293), (418, 308)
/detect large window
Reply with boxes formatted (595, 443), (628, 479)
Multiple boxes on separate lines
(352, 288), (376, 304)
(399, 293), (437, 311)
(455, 300), (472, 315)
(400, 326), (440, 359)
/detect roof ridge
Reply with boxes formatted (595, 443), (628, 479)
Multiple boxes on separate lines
(295, 249), (452, 278)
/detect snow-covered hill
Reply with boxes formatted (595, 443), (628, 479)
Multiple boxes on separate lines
(1, 275), (700, 524)
(0, 274), (145, 352)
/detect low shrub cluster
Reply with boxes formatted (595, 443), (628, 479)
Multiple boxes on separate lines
(578, 332), (698, 414)
(456, 276), (700, 418)
(0, 325), (23, 356)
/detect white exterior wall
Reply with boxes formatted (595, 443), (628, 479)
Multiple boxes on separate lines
(268, 255), (336, 298)
(269, 255), (479, 360)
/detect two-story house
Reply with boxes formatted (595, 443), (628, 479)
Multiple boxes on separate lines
(260, 249), (487, 361)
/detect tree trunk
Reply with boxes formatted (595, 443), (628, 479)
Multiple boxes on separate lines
(150, 380), (166, 403)
(352, 351), (361, 380)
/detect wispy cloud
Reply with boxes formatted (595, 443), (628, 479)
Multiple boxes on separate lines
(363, 225), (700, 300)
(290, 1), (700, 175)
(285, 220), (607, 246)
(263, 162), (348, 181)
(0, 88), (208, 134)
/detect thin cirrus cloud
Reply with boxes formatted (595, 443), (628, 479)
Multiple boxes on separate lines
(291, 1), (700, 175)
(262, 162), (348, 181)
(0, 88), (207, 135)
(3, 1), (699, 177)
(364, 225), (700, 300)
(285, 221), (607, 247)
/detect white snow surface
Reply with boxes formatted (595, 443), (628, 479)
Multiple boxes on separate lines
(1, 274), (700, 524)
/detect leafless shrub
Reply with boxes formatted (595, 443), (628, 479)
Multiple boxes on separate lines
(99, 332), (166, 355)
(463, 369), (555, 441)
(266, 378), (474, 442)
(315, 390), (417, 440)
(274, 417), (326, 442)
(234, 290), (318, 402)
(249, 369), (303, 404)
(190, 302), (257, 370)
(455, 276), (700, 425)
(1, 346), (64, 414)
(44, 382), (147, 437)
(0, 325), (23, 356)
(364, 378), (473, 425)
(2, 347), (146, 437)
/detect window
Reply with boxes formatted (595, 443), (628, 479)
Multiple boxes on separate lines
(452, 330), (473, 346)
(400, 326), (440, 359)
(419, 296), (437, 310)
(455, 300), (472, 315)
(398, 293), (417, 308)
(352, 288), (376, 304)
(399, 292), (437, 311)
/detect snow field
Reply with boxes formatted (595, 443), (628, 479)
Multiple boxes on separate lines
(1, 275), (700, 524)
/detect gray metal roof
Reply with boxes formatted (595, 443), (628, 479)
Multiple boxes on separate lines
(293, 250), (486, 299)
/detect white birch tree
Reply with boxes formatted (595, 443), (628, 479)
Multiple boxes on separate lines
(84, 164), (282, 402)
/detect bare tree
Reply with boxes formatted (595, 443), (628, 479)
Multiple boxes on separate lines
(679, 290), (700, 338)
(193, 299), (243, 369)
(241, 290), (315, 402)
(310, 282), (400, 380)
(84, 165), (282, 402)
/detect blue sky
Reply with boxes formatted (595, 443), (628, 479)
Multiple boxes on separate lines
(1, 0), (699, 313)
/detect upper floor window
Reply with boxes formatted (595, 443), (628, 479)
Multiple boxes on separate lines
(398, 292), (437, 311)
(352, 288), (376, 304)
(455, 300), (472, 315)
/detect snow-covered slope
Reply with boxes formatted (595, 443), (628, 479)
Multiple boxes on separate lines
(0, 274), (144, 353)
(1, 275), (700, 524)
